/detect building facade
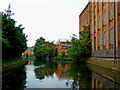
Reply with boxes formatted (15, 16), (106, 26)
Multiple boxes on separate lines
(56, 39), (72, 56)
(79, 3), (90, 32)
(79, 1), (120, 59)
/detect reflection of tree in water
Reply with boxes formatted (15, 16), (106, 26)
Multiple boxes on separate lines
(34, 67), (46, 80)
(68, 62), (92, 89)
(34, 61), (58, 80)
(34, 60), (92, 88)
(2, 65), (26, 90)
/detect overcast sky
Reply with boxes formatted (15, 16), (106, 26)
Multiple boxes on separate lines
(1, 0), (88, 47)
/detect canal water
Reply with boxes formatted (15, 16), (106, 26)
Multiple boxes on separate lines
(2, 58), (120, 89)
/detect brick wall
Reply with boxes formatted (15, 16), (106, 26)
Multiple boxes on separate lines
(92, 48), (114, 58)
(92, 46), (120, 58)
(79, 3), (90, 31)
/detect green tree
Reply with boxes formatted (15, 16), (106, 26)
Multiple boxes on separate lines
(1, 10), (27, 59)
(34, 37), (46, 60)
(33, 37), (57, 60)
(67, 25), (91, 62)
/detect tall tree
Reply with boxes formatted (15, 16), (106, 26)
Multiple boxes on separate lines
(1, 5), (27, 59)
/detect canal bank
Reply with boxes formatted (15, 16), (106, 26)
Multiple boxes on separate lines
(86, 57), (120, 71)
(2, 58), (28, 71)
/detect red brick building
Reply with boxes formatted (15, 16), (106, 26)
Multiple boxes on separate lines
(79, 3), (90, 33)
(79, 1), (120, 58)
(56, 39), (72, 56)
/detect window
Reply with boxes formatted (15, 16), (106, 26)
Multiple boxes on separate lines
(95, 6), (96, 16)
(109, 28), (114, 48)
(94, 37), (96, 51)
(98, 1), (100, 11)
(109, 3), (114, 21)
(98, 16), (100, 30)
(102, 31), (106, 49)
(102, 10), (106, 26)
(59, 49), (61, 53)
(92, 11), (93, 20)
(94, 21), (96, 33)
(92, 39), (93, 49)
(98, 34), (100, 50)
(62, 45), (69, 49)
(103, 0), (106, 5)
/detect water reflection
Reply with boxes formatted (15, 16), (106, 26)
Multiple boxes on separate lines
(2, 64), (26, 90)
(31, 60), (120, 89)
(69, 63), (92, 88)
(2, 59), (120, 89)
(31, 61), (92, 88)
(87, 64), (120, 89)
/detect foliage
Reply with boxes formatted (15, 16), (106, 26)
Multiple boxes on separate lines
(33, 37), (58, 60)
(52, 55), (72, 61)
(2, 57), (28, 67)
(1, 10), (27, 59)
(60, 51), (65, 58)
(34, 61), (58, 80)
(67, 25), (91, 62)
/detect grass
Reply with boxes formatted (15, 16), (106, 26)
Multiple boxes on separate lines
(2, 57), (28, 67)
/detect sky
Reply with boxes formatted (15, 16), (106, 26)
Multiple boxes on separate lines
(0, 0), (88, 47)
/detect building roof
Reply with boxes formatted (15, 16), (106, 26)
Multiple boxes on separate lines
(59, 38), (71, 42)
(56, 38), (71, 44)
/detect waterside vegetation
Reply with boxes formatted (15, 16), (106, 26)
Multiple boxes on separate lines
(67, 25), (91, 63)
(33, 37), (58, 61)
(2, 57), (28, 67)
(33, 26), (91, 63)
(1, 6), (27, 66)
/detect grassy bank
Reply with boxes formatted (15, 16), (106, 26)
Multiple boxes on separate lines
(2, 57), (28, 67)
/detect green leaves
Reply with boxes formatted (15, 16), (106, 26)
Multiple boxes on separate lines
(2, 12), (27, 59)
(67, 25), (91, 62)
(34, 37), (58, 60)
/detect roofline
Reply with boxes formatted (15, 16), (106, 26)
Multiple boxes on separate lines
(79, 2), (90, 17)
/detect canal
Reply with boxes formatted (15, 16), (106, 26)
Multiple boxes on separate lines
(2, 57), (120, 89)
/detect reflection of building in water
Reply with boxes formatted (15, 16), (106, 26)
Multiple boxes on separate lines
(56, 64), (72, 80)
(28, 60), (34, 65)
(87, 64), (120, 88)
(92, 72), (120, 89)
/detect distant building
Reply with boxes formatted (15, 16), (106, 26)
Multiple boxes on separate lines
(79, 1), (120, 58)
(56, 38), (72, 56)
(22, 46), (34, 56)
